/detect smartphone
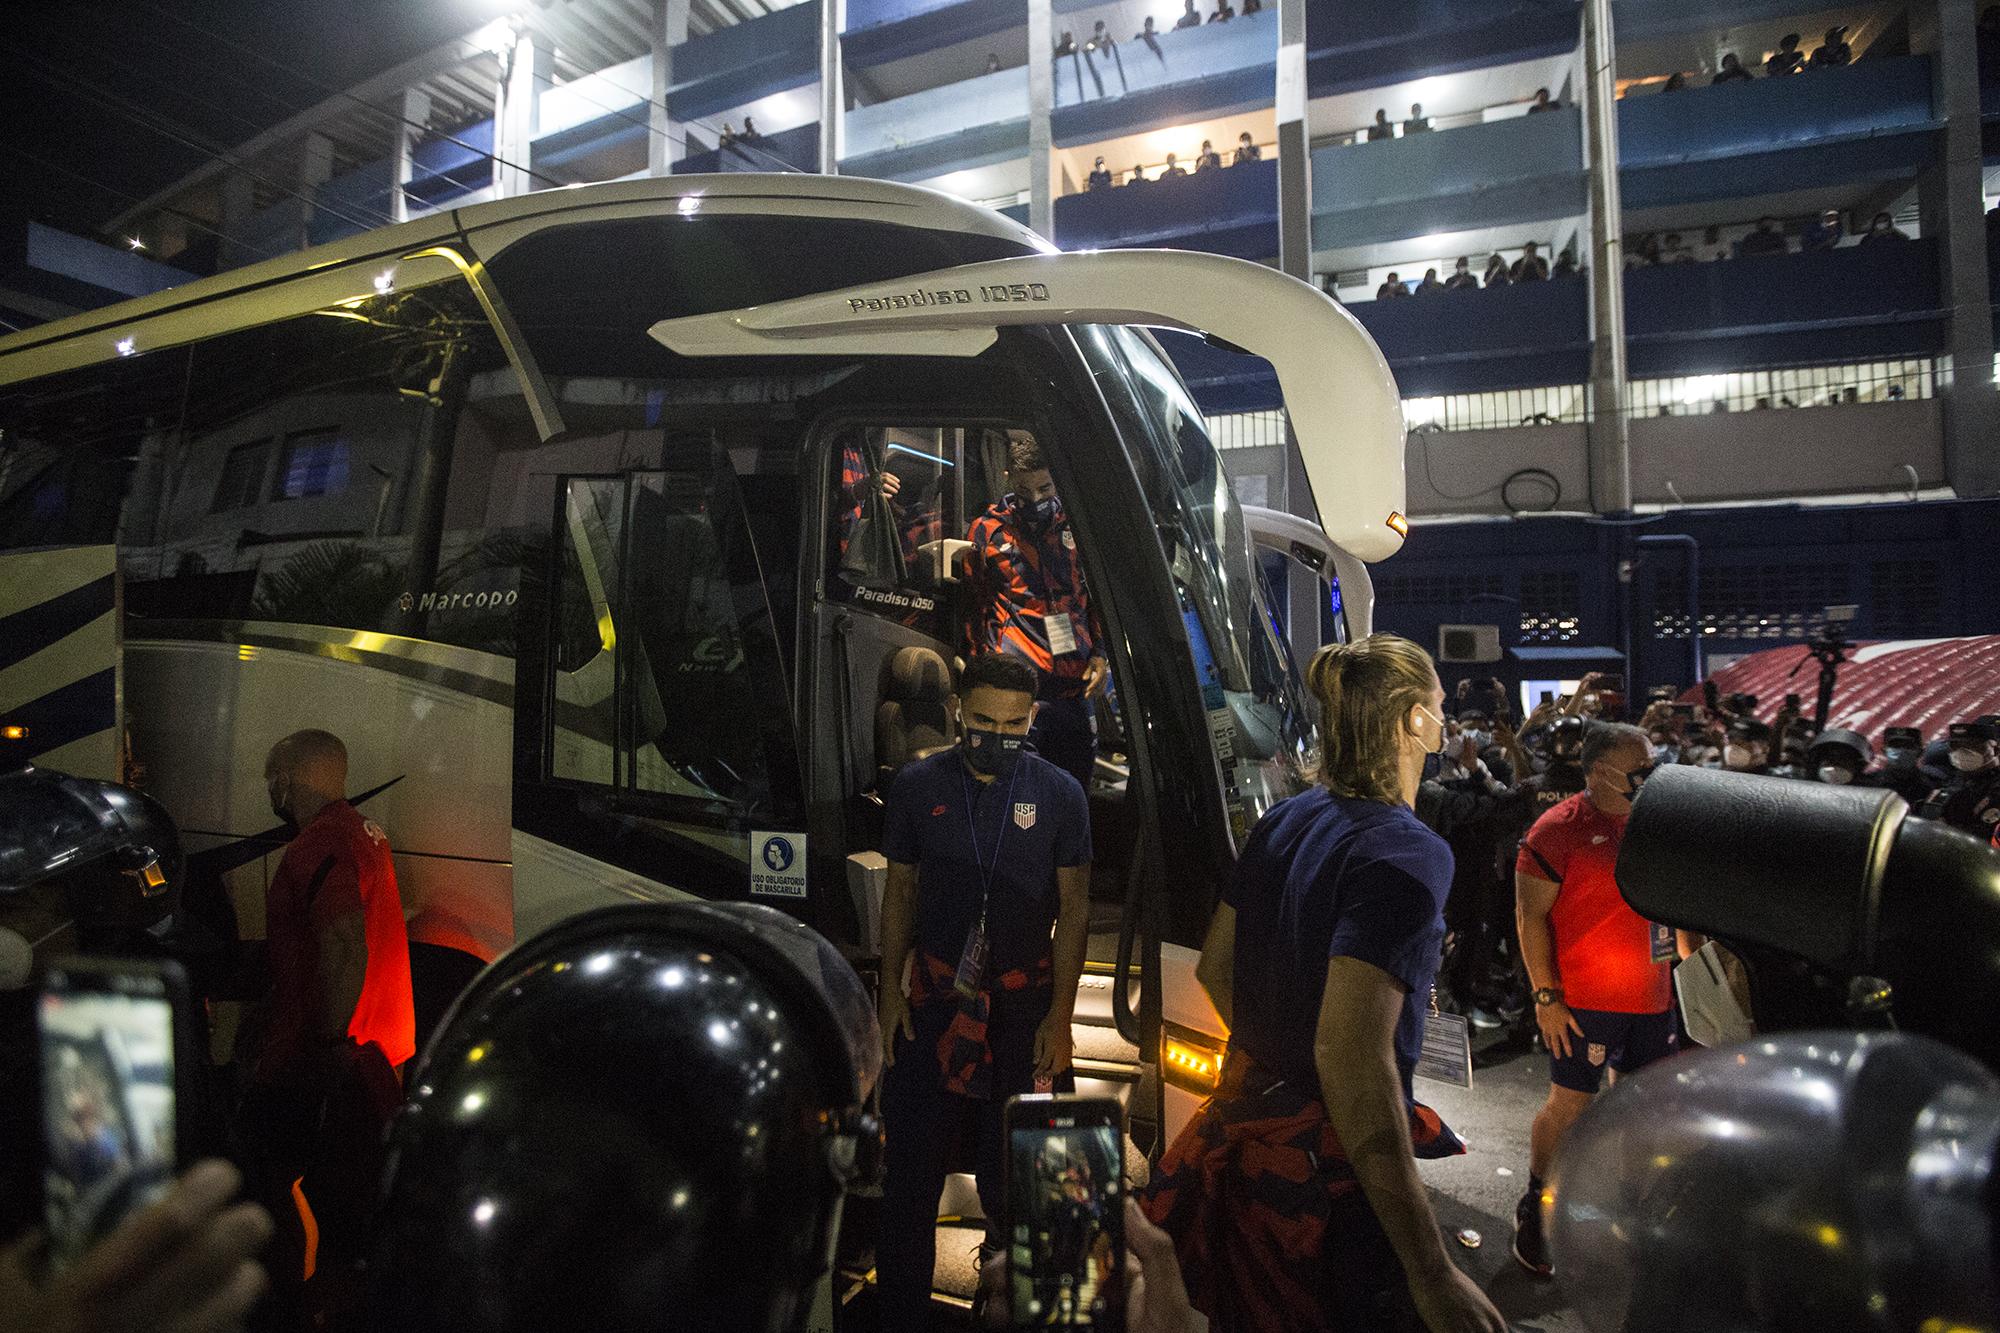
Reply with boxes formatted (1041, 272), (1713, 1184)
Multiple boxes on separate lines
(1004, 1093), (1127, 1329)
(38, 957), (196, 1270)
(1538, 690), (1555, 707)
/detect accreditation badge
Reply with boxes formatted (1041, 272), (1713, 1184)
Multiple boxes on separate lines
(953, 918), (989, 999)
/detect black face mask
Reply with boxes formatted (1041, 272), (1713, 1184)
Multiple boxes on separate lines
(1623, 763), (1658, 800)
(962, 725), (1026, 778)
(1012, 493), (1060, 530)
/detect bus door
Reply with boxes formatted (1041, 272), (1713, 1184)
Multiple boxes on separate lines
(651, 249), (1409, 1150)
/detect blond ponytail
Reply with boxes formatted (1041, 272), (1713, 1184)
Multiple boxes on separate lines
(1305, 633), (1438, 805)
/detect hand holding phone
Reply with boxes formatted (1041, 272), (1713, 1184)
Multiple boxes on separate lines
(38, 959), (199, 1272)
(1005, 1094), (1127, 1328)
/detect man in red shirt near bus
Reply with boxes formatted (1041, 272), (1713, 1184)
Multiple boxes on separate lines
(1510, 721), (1677, 1278)
(964, 432), (1109, 793)
(257, 728), (415, 1082)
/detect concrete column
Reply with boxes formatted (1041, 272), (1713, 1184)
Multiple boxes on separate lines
(297, 131), (335, 250)
(650, 0), (690, 175)
(818, 0), (844, 173)
(1028, 0), (1056, 240)
(1914, 0), (2000, 497)
(391, 87), (431, 223)
(495, 27), (550, 198)
(1274, 0), (1321, 653)
(1581, 0), (1632, 512)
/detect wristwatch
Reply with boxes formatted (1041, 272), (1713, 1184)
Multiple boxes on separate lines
(1532, 987), (1564, 1007)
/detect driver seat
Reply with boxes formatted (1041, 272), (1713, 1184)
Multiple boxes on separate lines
(876, 646), (954, 788)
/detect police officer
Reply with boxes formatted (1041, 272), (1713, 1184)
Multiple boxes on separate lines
(875, 652), (1093, 1329)
(1871, 725), (1930, 803)
(965, 431), (1109, 794)
(1918, 721), (2000, 838)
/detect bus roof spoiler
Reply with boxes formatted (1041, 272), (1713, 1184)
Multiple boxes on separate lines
(1239, 504), (1376, 641)
(648, 250), (1407, 562)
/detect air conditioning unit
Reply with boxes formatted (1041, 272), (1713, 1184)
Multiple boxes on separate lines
(1438, 624), (1502, 663)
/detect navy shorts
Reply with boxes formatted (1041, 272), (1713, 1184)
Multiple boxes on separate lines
(1549, 1007), (1677, 1093)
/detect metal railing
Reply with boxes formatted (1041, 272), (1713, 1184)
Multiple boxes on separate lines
(1403, 386), (1589, 434)
(1625, 359), (1940, 418)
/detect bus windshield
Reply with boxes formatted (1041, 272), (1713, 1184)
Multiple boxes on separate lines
(1080, 325), (1316, 845)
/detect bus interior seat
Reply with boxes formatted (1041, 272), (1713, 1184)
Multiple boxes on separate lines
(875, 645), (955, 789)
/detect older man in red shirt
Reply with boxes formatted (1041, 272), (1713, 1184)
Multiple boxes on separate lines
(1510, 721), (1680, 1279)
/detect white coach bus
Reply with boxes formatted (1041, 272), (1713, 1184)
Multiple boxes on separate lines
(0, 174), (1404, 1156)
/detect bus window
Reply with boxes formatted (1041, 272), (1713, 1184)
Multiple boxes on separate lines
(825, 426), (953, 639)
(98, 276), (541, 652)
(1083, 325), (1316, 843)
(0, 346), (192, 555)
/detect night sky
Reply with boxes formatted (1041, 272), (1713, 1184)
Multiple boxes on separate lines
(0, 1), (510, 241)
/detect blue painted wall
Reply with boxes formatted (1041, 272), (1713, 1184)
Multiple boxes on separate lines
(675, 121), (822, 174)
(668, 1), (821, 122)
(1369, 499), (2000, 702)
(407, 118), (497, 207)
(1303, 0), (1579, 99)
(1056, 158), (1277, 256)
(1620, 56), (1938, 209)
(1167, 244), (1947, 408)
(1625, 239), (1946, 377)
(1311, 105), (1586, 250)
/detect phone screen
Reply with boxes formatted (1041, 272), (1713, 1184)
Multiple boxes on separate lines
(1007, 1097), (1126, 1328)
(39, 963), (180, 1269)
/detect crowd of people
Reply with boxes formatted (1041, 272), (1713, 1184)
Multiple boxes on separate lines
(1649, 26), (1855, 92)
(1084, 130), (1264, 190)
(1625, 208), (1909, 267)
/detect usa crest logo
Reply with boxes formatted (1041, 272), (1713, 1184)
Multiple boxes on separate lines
(1013, 802), (1037, 830)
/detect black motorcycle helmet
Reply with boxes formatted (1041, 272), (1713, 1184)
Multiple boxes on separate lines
(367, 901), (882, 1332)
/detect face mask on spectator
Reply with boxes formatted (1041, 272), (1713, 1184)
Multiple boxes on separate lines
(1884, 746), (1918, 767)
(1462, 728), (1491, 751)
(1949, 746), (1991, 773)
(1818, 763), (1856, 785)
(1724, 743), (1756, 770)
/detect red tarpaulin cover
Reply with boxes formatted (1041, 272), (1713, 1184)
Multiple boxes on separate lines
(1687, 635), (2000, 745)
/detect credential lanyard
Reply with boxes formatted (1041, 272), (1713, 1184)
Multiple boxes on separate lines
(962, 764), (1023, 930)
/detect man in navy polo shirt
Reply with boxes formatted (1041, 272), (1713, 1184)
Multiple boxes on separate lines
(875, 651), (1093, 1329)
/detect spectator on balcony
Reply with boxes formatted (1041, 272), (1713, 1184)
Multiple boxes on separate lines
(1712, 52), (1754, 84)
(1129, 164), (1150, 185)
(1661, 71), (1688, 93)
(1088, 19), (1114, 50)
(1511, 240), (1550, 282)
(1738, 216), (1789, 257)
(1697, 224), (1729, 261)
(1161, 152), (1188, 179)
(1087, 158), (1113, 192)
(1766, 33), (1805, 77)
(1625, 233), (1660, 267)
(1054, 30), (1077, 56)
(1243, 0), (1263, 12)
(718, 121), (737, 149)
(1446, 256), (1479, 290)
(1808, 26), (1852, 69)
(1196, 140), (1223, 171)
(1233, 131), (1261, 163)
(1376, 272), (1410, 300)
(1528, 87), (1561, 113)
(1660, 232), (1695, 263)
(1208, 0), (1235, 22)
(1137, 15), (1165, 60)
(1174, 0), (1201, 30)
(740, 117), (763, 144)
(986, 52), (1002, 73)
(1861, 211), (1910, 245)
(1404, 102), (1432, 132)
(1415, 268), (1445, 296)
(1801, 209), (1843, 252)
(1553, 248), (1579, 278)
(1367, 109), (1394, 141)
(1484, 254), (1512, 288)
